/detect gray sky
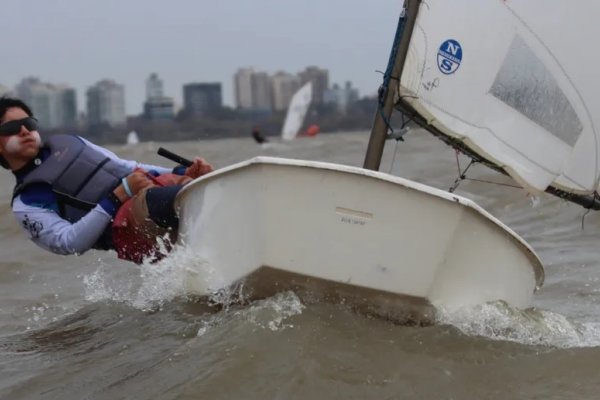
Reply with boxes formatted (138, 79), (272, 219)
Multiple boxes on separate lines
(4, 0), (401, 115)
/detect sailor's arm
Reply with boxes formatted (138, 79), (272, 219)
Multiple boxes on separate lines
(12, 171), (157, 255)
(12, 197), (115, 255)
(11, 171), (155, 255)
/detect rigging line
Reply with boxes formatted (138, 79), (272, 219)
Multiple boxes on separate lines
(449, 151), (475, 192)
(458, 177), (522, 189)
(581, 208), (591, 231)
(399, 113), (413, 130)
(376, 9), (408, 139)
(584, 191), (600, 226)
(377, 85), (395, 137)
(450, 149), (522, 190)
(375, 70), (400, 82)
(389, 139), (401, 173)
(388, 113), (413, 173)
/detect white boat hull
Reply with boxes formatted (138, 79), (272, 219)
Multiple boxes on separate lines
(175, 157), (543, 322)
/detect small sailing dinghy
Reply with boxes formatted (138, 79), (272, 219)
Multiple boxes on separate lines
(174, 0), (600, 321)
(176, 157), (542, 321)
(126, 130), (140, 146)
(281, 82), (313, 141)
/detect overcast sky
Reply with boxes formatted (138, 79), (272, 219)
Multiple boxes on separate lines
(3, 0), (402, 115)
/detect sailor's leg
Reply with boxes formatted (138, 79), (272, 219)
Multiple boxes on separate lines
(145, 184), (184, 230)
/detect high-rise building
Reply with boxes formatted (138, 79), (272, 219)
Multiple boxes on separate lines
(144, 97), (175, 120)
(234, 68), (254, 110)
(15, 77), (77, 130)
(251, 71), (272, 111)
(86, 80), (126, 127)
(233, 68), (273, 112)
(58, 85), (77, 129)
(0, 84), (12, 97)
(146, 73), (163, 99)
(299, 66), (330, 105)
(270, 72), (301, 111)
(183, 83), (222, 118)
(323, 81), (360, 113)
(143, 73), (174, 120)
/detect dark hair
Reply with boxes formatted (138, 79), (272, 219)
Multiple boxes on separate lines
(0, 97), (34, 169)
(0, 97), (33, 120)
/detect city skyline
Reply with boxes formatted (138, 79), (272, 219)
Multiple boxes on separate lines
(5, 66), (359, 129)
(3, 0), (401, 114)
(5, 66), (336, 116)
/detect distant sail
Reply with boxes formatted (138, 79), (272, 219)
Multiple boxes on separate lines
(281, 82), (313, 141)
(397, 0), (600, 196)
(126, 131), (139, 145)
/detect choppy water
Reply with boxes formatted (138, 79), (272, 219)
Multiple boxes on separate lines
(1, 130), (600, 399)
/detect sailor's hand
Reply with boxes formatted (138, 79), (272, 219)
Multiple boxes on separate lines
(185, 157), (214, 179)
(113, 171), (154, 203)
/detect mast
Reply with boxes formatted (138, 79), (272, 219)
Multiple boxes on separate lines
(363, 0), (421, 170)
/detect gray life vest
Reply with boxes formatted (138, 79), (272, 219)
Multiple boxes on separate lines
(13, 135), (131, 224)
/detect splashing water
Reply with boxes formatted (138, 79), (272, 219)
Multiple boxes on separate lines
(437, 301), (600, 348)
(197, 291), (305, 337)
(82, 244), (213, 311)
(82, 241), (265, 313)
(82, 260), (139, 303)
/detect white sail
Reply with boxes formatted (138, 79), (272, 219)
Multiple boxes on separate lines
(281, 82), (313, 141)
(126, 130), (139, 145)
(398, 1), (600, 195)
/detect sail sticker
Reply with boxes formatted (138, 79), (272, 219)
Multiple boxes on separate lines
(437, 39), (463, 75)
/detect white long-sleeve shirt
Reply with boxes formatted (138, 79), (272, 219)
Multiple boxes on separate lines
(12, 137), (176, 255)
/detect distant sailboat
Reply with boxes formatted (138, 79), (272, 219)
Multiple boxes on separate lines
(281, 82), (314, 140)
(126, 131), (139, 146)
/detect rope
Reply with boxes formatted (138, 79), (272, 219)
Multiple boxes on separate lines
(448, 149), (522, 192)
(376, 10), (408, 139)
(581, 208), (591, 230)
(582, 191), (600, 229)
(389, 140), (401, 173)
(387, 113), (417, 172)
(449, 150), (474, 192)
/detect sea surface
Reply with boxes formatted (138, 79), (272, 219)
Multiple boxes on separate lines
(1, 130), (600, 399)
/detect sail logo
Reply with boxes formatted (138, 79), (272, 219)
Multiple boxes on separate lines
(437, 39), (462, 74)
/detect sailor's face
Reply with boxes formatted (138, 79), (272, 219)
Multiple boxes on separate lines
(0, 107), (42, 164)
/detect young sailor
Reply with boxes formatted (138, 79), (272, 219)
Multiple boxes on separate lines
(0, 97), (213, 263)
(251, 127), (268, 144)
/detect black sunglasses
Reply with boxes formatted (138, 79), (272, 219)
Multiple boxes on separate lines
(0, 117), (38, 137)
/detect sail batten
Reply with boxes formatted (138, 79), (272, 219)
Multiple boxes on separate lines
(393, 0), (600, 204)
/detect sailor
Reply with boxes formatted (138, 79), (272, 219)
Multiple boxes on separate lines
(0, 97), (213, 263)
(251, 127), (268, 144)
